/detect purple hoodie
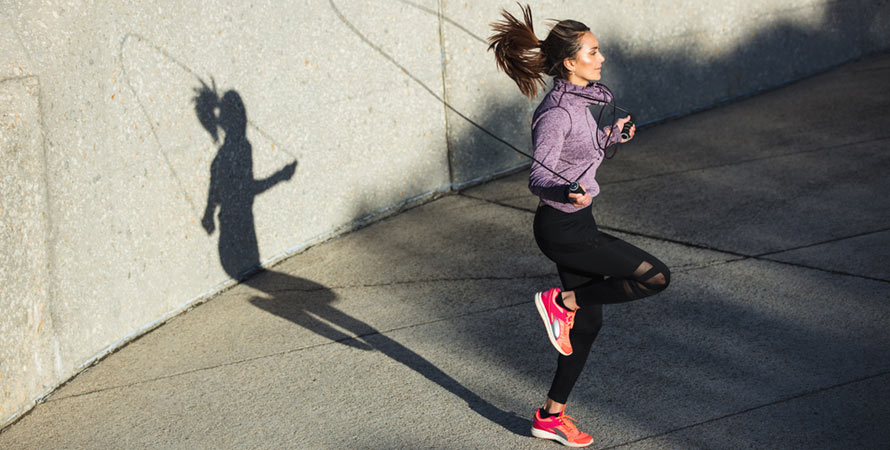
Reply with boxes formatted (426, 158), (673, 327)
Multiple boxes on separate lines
(529, 78), (620, 213)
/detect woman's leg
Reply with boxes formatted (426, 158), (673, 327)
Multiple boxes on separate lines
(545, 267), (604, 407)
(542, 235), (670, 408)
(547, 307), (602, 406)
(560, 233), (671, 306)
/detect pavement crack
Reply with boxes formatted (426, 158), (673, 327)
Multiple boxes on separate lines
(753, 227), (890, 258)
(753, 260), (890, 284)
(672, 257), (750, 274)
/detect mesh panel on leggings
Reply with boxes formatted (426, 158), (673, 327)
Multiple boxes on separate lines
(620, 261), (669, 299)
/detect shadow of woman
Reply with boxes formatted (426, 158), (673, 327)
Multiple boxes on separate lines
(195, 81), (525, 434)
(196, 83), (295, 278)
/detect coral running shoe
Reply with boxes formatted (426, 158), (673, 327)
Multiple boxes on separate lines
(531, 409), (594, 448)
(534, 288), (574, 356)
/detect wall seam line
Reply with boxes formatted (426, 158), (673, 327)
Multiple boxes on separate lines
(436, 0), (455, 189)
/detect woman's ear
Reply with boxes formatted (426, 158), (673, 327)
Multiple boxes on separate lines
(563, 57), (576, 74)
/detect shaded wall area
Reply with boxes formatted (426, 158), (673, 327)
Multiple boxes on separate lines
(1, 0), (888, 427)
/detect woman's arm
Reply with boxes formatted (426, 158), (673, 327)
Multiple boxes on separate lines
(253, 159), (296, 196)
(529, 108), (573, 203)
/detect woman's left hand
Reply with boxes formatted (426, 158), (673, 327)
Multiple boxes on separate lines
(568, 183), (592, 209)
(616, 115), (635, 143)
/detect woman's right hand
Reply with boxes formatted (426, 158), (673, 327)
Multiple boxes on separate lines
(615, 115), (635, 143)
(568, 184), (591, 209)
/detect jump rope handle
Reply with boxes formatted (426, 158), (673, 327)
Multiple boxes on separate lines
(568, 182), (585, 196)
(621, 115), (636, 140)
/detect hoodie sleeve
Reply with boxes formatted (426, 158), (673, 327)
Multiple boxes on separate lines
(529, 107), (572, 203)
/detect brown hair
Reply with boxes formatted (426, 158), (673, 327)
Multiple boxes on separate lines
(488, 4), (590, 99)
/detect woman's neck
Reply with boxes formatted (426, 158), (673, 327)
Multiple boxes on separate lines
(567, 74), (591, 87)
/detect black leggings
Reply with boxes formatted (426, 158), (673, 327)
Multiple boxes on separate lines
(533, 204), (670, 404)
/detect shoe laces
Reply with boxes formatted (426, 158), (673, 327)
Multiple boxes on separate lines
(566, 310), (575, 329)
(558, 413), (581, 434)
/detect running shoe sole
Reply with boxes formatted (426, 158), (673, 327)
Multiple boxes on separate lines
(531, 427), (593, 448)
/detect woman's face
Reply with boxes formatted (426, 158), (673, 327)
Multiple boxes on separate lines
(565, 31), (605, 86)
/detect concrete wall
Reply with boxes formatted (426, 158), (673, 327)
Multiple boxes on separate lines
(2, 0), (887, 427)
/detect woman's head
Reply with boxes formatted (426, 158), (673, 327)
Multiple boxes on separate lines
(562, 31), (605, 85)
(193, 82), (248, 141)
(488, 4), (602, 98)
(219, 90), (247, 135)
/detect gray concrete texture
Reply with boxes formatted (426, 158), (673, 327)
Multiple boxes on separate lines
(1, 0), (889, 430)
(1, 48), (889, 448)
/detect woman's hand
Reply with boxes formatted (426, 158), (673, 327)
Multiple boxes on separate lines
(275, 161), (297, 182)
(568, 184), (592, 209)
(616, 115), (635, 143)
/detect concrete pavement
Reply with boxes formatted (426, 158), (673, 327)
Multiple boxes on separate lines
(1, 53), (889, 449)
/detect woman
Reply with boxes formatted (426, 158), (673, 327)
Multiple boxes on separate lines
(489, 5), (671, 447)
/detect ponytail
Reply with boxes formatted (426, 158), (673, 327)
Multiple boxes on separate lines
(488, 4), (590, 99)
(488, 4), (546, 99)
